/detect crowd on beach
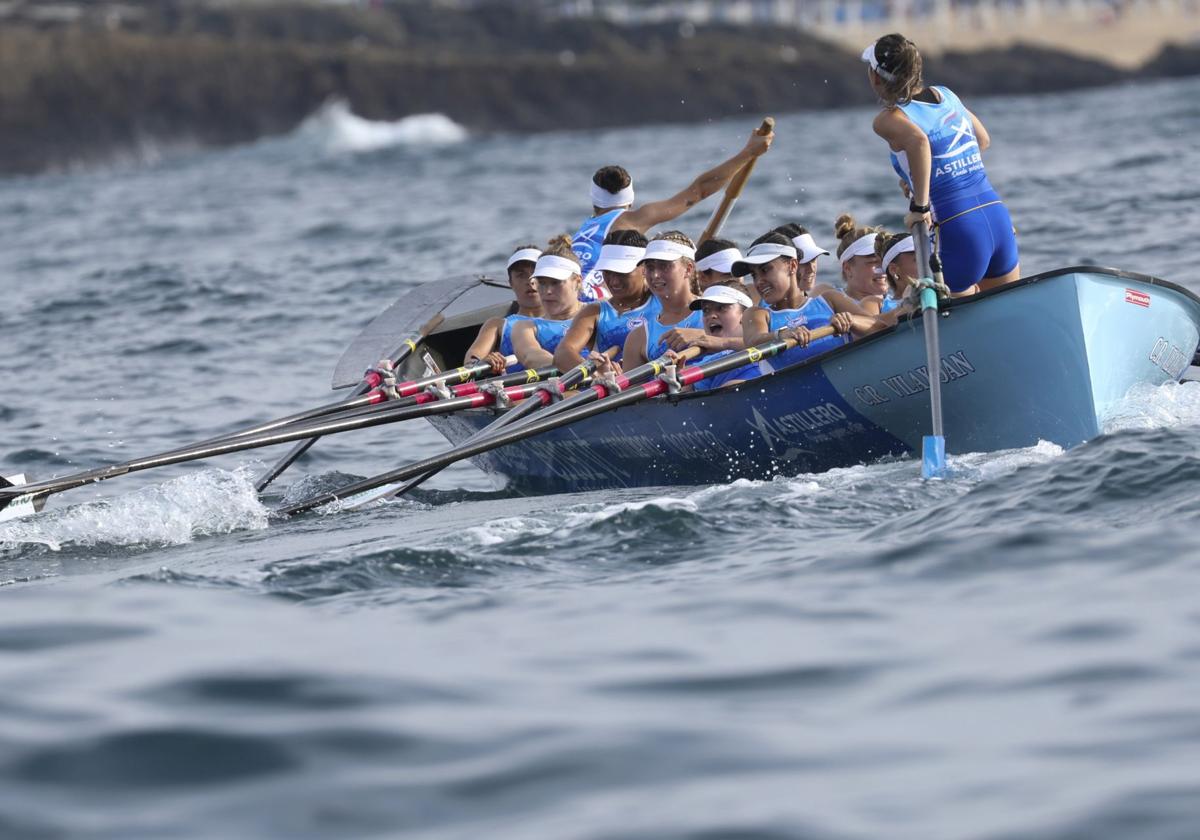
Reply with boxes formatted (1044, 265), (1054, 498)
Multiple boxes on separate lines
(465, 33), (1020, 393)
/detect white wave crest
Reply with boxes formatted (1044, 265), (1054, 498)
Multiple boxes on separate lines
(295, 99), (468, 153)
(0, 468), (269, 552)
(1102, 379), (1200, 434)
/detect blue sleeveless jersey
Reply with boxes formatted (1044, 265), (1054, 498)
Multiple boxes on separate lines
(572, 209), (623, 302)
(890, 86), (993, 220)
(499, 314), (532, 372)
(530, 317), (573, 356)
(693, 350), (761, 393)
(764, 296), (847, 371)
(644, 309), (704, 360)
(595, 295), (660, 361)
(879, 294), (902, 314)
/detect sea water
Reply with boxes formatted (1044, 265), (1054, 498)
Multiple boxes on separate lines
(1, 78), (1200, 839)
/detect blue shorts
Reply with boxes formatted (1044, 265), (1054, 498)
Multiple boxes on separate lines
(935, 190), (1019, 292)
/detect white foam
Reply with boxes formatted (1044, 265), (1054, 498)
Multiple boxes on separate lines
(0, 468), (269, 552)
(295, 99), (468, 153)
(1102, 380), (1200, 434)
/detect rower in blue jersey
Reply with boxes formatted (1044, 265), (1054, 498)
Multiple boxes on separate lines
(685, 284), (761, 393)
(622, 233), (710, 368)
(877, 231), (918, 315)
(771, 222), (836, 299)
(863, 34), (1020, 294)
(572, 123), (775, 302)
(511, 236), (586, 370)
(553, 229), (659, 371)
(735, 233), (880, 372)
(464, 244), (544, 373)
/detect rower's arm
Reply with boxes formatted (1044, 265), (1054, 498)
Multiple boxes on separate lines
(741, 307), (774, 348)
(615, 127), (774, 233)
(622, 324), (649, 368)
(823, 291), (885, 338)
(464, 316), (504, 365)
(512, 321), (554, 370)
(553, 304), (601, 372)
(967, 110), (991, 152)
(873, 109), (931, 207)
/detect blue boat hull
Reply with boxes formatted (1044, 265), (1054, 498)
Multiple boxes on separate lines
(427, 268), (1200, 494)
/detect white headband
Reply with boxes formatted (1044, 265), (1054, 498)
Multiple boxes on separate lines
(881, 236), (915, 272)
(532, 254), (581, 281)
(839, 232), (878, 265)
(695, 247), (742, 273)
(641, 239), (696, 263)
(791, 233), (830, 263)
(861, 42), (897, 82)
(590, 181), (635, 210)
(506, 248), (542, 270)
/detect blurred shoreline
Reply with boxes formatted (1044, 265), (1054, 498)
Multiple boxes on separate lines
(2, 0), (1198, 175)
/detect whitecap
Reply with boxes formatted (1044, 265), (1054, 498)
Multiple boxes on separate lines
(293, 99), (468, 154)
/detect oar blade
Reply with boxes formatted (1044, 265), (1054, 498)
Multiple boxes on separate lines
(921, 435), (946, 480)
(0, 474), (46, 522)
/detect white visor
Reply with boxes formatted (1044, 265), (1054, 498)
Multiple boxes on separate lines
(730, 242), (798, 277)
(861, 42), (897, 82)
(641, 239), (697, 263)
(595, 244), (646, 274)
(532, 254), (580, 281)
(839, 232), (878, 265)
(590, 181), (635, 210)
(791, 233), (830, 264)
(506, 248), (542, 270)
(882, 236), (915, 272)
(695, 247), (743, 274)
(689, 284), (753, 310)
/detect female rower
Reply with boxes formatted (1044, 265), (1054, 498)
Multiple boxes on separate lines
(772, 222), (834, 298)
(511, 237), (585, 369)
(735, 232), (877, 372)
(621, 232), (709, 368)
(686, 285), (760, 392)
(863, 33), (1019, 294)
(833, 214), (888, 313)
(876, 231), (917, 312)
(696, 238), (758, 305)
(572, 126), (774, 301)
(463, 244), (543, 373)
(553, 229), (658, 370)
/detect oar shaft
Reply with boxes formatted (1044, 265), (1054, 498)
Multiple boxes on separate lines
(699, 117), (774, 244)
(912, 220), (947, 475)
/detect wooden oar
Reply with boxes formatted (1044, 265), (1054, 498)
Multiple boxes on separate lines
(0, 367), (558, 518)
(276, 332), (832, 518)
(697, 117), (774, 245)
(911, 219), (947, 478)
(253, 311), (445, 492)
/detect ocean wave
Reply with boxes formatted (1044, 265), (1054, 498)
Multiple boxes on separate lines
(293, 100), (468, 154)
(0, 468), (268, 554)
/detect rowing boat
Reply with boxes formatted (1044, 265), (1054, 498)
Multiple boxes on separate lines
(391, 267), (1200, 494)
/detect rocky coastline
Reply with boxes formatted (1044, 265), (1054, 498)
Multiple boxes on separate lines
(1, 0), (1195, 175)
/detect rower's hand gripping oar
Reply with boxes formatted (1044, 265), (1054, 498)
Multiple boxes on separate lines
(698, 117), (774, 245)
(253, 312), (444, 493)
(276, 335), (836, 519)
(911, 219), (948, 478)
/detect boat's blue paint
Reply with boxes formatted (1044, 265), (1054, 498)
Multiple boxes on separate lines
(427, 269), (1200, 494)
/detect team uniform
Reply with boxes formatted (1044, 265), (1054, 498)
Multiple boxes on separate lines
(571, 209), (623, 302)
(693, 350), (761, 393)
(528, 317), (574, 357)
(879, 294), (902, 314)
(890, 86), (1018, 292)
(762, 296), (847, 372)
(595, 295), (661, 361)
(644, 310), (704, 360)
(498, 314), (533, 372)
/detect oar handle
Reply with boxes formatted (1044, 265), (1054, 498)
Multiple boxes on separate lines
(697, 117), (774, 245)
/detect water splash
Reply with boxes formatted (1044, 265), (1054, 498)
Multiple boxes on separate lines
(1102, 379), (1200, 433)
(0, 468), (269, 553)
(293, 100), (468, 153)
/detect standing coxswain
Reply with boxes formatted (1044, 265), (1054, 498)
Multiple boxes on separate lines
(863, 34), (1019, 294)
(572, 126), (774, 301)
(553, 229), (659, 370)
(463, 245), (544, 373)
